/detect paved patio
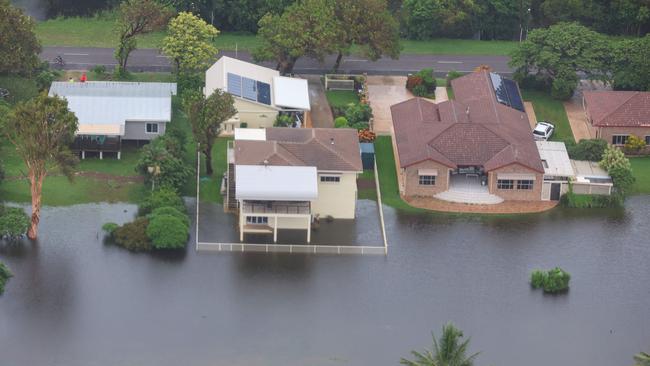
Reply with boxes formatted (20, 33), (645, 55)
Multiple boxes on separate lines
(435, 175), (504, 205)
(367, 75), (413, 134)
(403, 195), (558, 214)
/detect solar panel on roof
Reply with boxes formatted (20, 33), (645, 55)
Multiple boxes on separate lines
(490, 72), (525, 112)
(257, 81), (271, 105)
(241, 77), (257, 101)
(227, 73), (242, 97)
(503, 79), (525, 112)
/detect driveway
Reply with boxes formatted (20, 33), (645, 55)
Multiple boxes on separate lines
(303, 75), (334, 128)
(367, 76), (413, 134)
(564, 80), (607, 141)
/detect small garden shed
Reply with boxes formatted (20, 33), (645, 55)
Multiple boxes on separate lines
(360, 142), (375, 170)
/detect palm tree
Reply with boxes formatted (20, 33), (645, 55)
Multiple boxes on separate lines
(400, 322), (480, 366)
(634, 351), (650, 366)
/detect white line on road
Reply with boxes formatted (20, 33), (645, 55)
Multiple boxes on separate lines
(63, 53), (89, 56)
(437, 61), (463, 64)
(345, 59), (368, 62)
(156, 55), (169, 58)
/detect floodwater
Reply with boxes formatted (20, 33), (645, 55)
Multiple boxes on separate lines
(1, 198), (649, 366)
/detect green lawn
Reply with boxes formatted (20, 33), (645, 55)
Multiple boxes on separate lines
(325, 90), (359, 108)
(521, 90), (575, 144)
(630, 156), (650, 195)
(0, 75), (39, 105)
(35, 17), (516, 56)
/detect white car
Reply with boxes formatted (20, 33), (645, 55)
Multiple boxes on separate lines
(533, 121), (555, 141)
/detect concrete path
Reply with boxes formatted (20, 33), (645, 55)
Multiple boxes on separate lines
(434, 86), (449, 102)
(367, 76), (413, 135)
(303, 75), (334, 128)
(41, 46), (514, 76)
(524, 101), (537, 129)
(564, 100), (596, 141)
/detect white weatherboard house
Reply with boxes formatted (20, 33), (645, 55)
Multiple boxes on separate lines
(49, 81), (177, 159)
(204, 56), (311, 133)
(226, 127), (362, 243)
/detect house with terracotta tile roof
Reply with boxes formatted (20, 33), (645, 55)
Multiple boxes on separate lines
(225, 127), (362, 242)
(391, 71), (545, 204)
(583, 91), (650, 151)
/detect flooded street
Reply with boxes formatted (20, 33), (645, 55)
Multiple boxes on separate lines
(1, 198), (649, 366)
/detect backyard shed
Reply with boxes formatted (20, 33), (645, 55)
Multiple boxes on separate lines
(360, 143), (375, 170)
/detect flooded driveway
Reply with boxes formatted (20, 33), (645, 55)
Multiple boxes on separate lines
(1, 198), (650, 366)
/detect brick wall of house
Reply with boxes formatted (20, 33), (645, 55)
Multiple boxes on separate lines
(597, 126), (650, 153)
(403, 160), (451, 197)
(488, 164), (543, 201)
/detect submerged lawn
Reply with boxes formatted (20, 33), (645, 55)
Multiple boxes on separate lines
(630, 156), (650, 195)
(521, 90), (575, 144)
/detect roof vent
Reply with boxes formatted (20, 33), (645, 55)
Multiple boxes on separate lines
(330, 137), (334, 145)
(263, 159), (269, 166)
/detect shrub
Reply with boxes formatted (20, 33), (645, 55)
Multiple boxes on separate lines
(411, 84), (428, 97)
(406, 74), (423, 90)
(147, 206), (190, 229)
(624, 135), (646, 154)
(146, 214), (189, 249)
(0, 262), (12, 295)
(91, 65), (107, 78)
(415, 68), (436, 93)
(446, 70), (463, 86)
(334, 116), (349, 128)
(344, 103), (372, 125)
(566, 139), (607, 161)
(600, 145), (631, 171)
(274, 114), (293, 127)
(113, 217), (152, 251)
(177, 72), (203, 100)
(0, 206), (29, 239)
(239, 122), (248, 128)
(35, 69), (61, 91)
(358, 129), (376, 142)
(136, 137), (192, 192)
(102, 222), (119, 235)
(530, 267), (571, 293)
(139, 188), (186, 216)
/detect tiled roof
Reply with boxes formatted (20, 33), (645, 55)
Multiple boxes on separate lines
(391, 71), (544, 173)
(234, 127), (362, 172)
(583, 91), (650, 127)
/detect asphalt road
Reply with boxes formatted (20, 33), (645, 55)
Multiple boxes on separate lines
(41, 46), (513, 76)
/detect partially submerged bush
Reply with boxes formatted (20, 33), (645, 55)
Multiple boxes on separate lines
(0, 206), (30, 239)
(113, 217), (152, 251)
(0, 262), (12, 295)
(147, 206), (190, 229)
(139, 188), (186, 216)
(530, 267), (571, 293)
(102, 222), (119, 235)
(146, 214), (189, 249)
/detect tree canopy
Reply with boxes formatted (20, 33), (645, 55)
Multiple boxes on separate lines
(401, 322), (480, 366)
(4, 93), (79, 239)
(610, 35), (650, 91)
(0, 0), (41, 76)
(162, 11), (219, 73)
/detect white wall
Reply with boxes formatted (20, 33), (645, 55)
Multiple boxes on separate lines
(312, 172), (358, 219)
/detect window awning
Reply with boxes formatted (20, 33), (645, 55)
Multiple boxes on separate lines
(235, 165), (318, 201)
(418, 168), (438, 176)
(497, 173), (536, 181)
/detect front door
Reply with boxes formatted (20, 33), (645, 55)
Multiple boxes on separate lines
(550, 183), (561, 201)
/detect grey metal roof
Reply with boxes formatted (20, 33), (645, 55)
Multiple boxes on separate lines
(48, 81), (177, 127)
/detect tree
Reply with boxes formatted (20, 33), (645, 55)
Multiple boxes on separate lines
(401, 0), (477, 40)
(401, 322), (480, 366)
(184, 89), (236, 175)
(0, 261), (11, 295)
(114, 0), (172, 75)
(135, 136), (193, 191)
(331, 0), (400, 72)
(162, 11), (219, 73)
(510, 22), (611, 100)
(634, 351), (650, 366)
(0, 0), (42, 75)
(4, 93), (78, 239)
(253, 0), (343, 75)
(600, 144), (635, 195)
(0, 206), (30, 239)
(611, 35), (650, 91)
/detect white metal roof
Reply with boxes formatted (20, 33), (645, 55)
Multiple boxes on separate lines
(48, 81), (176, 131)
(272, 76), (311, 110)
(571, 160), (611, 179)
(235, 165), (318, 201)
(234, 128), (266, 141)
(536, 141), (575, 177)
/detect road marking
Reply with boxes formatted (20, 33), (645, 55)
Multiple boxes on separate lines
(156, 55), (169, 58)
(345, 59), (368, 62)
(63, 53), (89, 56)
(437, 61), (463, 64)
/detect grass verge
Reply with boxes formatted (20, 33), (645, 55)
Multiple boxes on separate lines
(521, 89), (575, 144)
(325, 90), (359, 108)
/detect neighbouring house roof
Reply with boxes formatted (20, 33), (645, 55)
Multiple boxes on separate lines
(204, 56), (310, 111)
(234, 127), (363, 172)
(235, 165), (318, 201)
(536, 141), (574, 177)
(48, 81), (176, 136)
(583, 91), (650, 127)
(391, 71), (543, 173)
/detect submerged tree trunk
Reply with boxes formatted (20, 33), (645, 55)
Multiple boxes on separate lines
(204, 144), (213, 176)
(333, 51), (344, 73)
(27, 172), (44, 240)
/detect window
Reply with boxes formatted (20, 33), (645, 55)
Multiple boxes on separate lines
(645, 136), (650, 145)
(517, 180), (534, 190)
(418, 175), (436, 185)
(246, 216), (268, 225)
(320, 175), (341, 183)
(146, 123), (159, 134)
(497, 179), (514, 189)
(612, 135), (628, 145)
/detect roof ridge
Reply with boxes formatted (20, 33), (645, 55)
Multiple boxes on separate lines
(274, 142), (306, 166)
(312, 137), (357, 171)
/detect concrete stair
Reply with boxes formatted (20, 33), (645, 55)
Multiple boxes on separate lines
(435, 189), (504, 205)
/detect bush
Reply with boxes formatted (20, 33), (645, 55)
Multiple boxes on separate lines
(446, 70), (463, 86)
(344, 103), (372, 125)
(0, 262), (12, 295)
(358, 129), (376, 142)
(147, 206), (190, 229)
(530, 267), (571, 293)
(411, 84), (428, 97)
(91, 65), (107, 78)
(136, 137), (192, 192)
(624, 135), (646, 154)
(35, 69), (61, 91)
(415, 68), (436, 93)
(240, 122), (248, 128)
(112, 217), (152, 251)
(102, 222), (119, 235)
(334, 116), (349, 128)
(139, 188), (186, 216)
(274, 114), (293, 127)
(0, 206), (29, 239)
(406, 75), (423, 90)
(566, 139), (607, 161)
(600, 145), (631, 172)
(146, 214), (189, 249)
(561, 191), (622, 208)
(177, 72), (203, 100)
